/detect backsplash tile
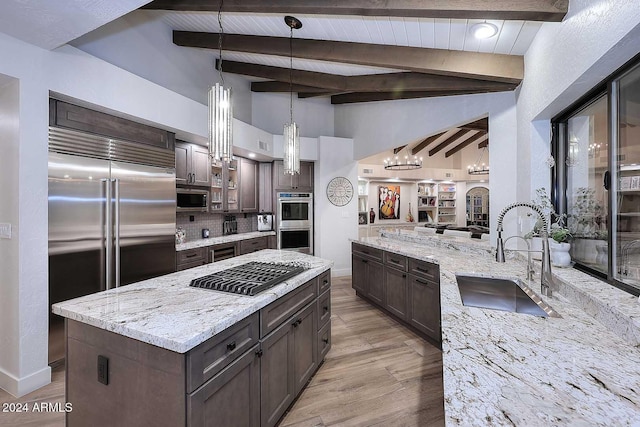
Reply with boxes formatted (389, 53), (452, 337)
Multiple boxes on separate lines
(177, 212), (258, 241)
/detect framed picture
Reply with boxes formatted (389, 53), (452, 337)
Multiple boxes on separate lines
(378, 185), (400, 220)
(358, 212), (367, 225)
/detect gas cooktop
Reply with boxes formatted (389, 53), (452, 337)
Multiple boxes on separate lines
(189, 262), (306, 296)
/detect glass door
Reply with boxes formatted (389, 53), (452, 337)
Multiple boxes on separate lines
(565, 95), (609, 274)
(613, 63), (640, 289)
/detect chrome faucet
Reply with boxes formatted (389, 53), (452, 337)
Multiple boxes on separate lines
(496, 202), (555, 297)
(503, 235), (536, 281)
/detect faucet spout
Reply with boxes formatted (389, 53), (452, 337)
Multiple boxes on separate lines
(496, 202), (555, 297)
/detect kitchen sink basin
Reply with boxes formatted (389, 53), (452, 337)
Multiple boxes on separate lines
(455, 275), (561, 318)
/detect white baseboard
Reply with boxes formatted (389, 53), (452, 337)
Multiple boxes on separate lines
(331, 268), (351, 277)
(0, 365), (51, 398)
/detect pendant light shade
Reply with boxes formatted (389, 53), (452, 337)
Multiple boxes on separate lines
(209, 0), (233, 162)
(283, 15), (302, 175)
(209, 83), (233, 162)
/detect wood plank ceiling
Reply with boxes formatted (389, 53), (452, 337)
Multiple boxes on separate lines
(142, 1), (568, 104)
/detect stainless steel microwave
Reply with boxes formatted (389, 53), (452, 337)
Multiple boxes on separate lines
(176, 188), (208, 212)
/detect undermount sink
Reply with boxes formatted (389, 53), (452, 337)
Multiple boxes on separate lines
(455, 275), (561, 318)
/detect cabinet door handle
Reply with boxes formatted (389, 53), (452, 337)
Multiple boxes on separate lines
(323, 306), (329, 312)
(416, 266), (429, 273)
(402, 274), (407, 278)
(362, 259), (368, 264)
(322, 338), (329, 344)
(292, 318), (302, 327)
(323, 279), (329, 285)
(185, 253), (198, 258)
(415, 278), (429, 285)
(255, 349), (263, 358)
(226, 341), (236, 351)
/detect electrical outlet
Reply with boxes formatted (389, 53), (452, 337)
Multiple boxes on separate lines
(0, 223), (11, 239)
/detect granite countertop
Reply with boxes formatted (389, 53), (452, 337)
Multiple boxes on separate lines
(355, 231), (640, 427)
(176, 230), (276, 251)
(52, 250), (332, 353)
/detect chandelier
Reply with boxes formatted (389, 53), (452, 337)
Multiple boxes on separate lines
(283, 16), (302, 175)
(384, 153), (423, 170)
(467, 146), (490, 175)
(209, 0), (233, 162)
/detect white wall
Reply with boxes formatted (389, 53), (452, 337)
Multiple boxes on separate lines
(315, 136), (358, 277)
(0, 77), (23, 394)
(70, 10), (253, 124)
(252, 92), (335, 138)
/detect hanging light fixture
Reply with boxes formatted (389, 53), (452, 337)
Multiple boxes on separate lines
(283, 15), (302, 175)
(383, 151), (423, 170)
(209, 0), (233, 162)
(467, 146), (490, 175)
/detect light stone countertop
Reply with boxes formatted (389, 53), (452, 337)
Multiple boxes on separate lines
(52, 250), (332, 353)
(176, 231), (276, 251)
(355, 231), (640, 427)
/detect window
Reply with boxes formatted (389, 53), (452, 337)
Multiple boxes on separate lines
(553, 58), (640, 296)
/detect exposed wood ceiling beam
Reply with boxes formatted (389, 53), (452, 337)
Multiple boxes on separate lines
(459, 118), (488, 132)
(428, 130), (473, 157)
(411, 133), (446, 156)
(176, 32), (523, 83)
(144, 0), (568, 22)
(224, 61), (516, 92)
(393, 145), (408, 155)
(445, 133), (487, 157)
(329, 89), (504, 104)
(298, 92), (338, 99)
(250, 82), (328, 93)
(478, 140), (489, 149)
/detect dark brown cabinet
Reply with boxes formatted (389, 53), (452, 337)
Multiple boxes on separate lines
(176, 141), (210, 187)
(65, 270), (331, 427)
(351, 243), (384, 305)
(188, 345), (261, 427)
(274, 161), (314, 191)
(352, 243), (441, 345)
(240, 157), (258, 212)
(176, 247), (206, 271)
(258, 162), (273, 212)
(239, 236), (269, 255)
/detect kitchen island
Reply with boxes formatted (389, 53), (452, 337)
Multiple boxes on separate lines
(53, 249), (332, 427)
(354, 230), (640, 426)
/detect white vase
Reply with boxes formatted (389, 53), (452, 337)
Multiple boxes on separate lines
(550, 241), (572, 267)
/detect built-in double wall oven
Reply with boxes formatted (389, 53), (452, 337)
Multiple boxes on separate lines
(277, 192), (313, 254)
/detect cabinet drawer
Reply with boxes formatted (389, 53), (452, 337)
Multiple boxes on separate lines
(317, 322), (331, 362)
(408, 258), (439, 282)
(177, 260), (205, 271)
(317, 290), (331, 330)
(260, 280), (316, 337)
(352, 242), (383, 262)
(177, 248), (206, 265)
(187, 312), (259, 393)
(318, 270), (331, 294)
(239, 237), (268, 254)
(384, 252), (408, 271)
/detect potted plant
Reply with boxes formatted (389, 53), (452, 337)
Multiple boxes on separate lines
(524, 188), (562, 260)
(568, 187), (605, 263)
(549, 219), (572, 267)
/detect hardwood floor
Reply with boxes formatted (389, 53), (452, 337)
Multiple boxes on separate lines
(0, 276), (444, 427)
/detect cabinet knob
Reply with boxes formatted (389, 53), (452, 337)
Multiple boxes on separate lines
(322, 338), (329, 344)
(255, 349), (263, 358)
(402, 274), (407, 278)
(292, 318), (302, 328)
(226, 341), (236, 351)
(323, 306), (329, 312)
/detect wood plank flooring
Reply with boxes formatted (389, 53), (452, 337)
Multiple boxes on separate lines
(0, 276), (444, 427)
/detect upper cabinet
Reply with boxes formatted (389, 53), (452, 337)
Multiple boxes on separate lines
(239, 157), (258, 213)
(175, 141), (210, 187)
(274, 161), (314, 192)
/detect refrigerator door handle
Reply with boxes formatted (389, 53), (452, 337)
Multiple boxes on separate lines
(104, 178), (113, 290)
(114, 178), (121, 288)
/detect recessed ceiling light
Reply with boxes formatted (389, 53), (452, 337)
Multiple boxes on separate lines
(470, 23), (498, 39)
(248, 152), (256, 158)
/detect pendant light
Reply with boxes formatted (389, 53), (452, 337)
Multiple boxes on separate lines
(209, 0), (233, 162)
(283, 16), (302, 175)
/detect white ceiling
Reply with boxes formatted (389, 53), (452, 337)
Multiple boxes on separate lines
(153, 11), (542, 76)
(0, 0), (148, 49)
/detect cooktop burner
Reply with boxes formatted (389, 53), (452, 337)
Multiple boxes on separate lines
(189, 262), (306, 296)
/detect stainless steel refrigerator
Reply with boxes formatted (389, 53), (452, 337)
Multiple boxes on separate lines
(48, 127), (176, 363)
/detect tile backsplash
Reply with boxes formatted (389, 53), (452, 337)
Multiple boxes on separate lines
(177, 212), (258, 241)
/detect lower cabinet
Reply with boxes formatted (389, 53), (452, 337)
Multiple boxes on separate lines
(188, 346), (261, 427)
(65, 270), (331, 427)
(352, 243), (441, 345)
